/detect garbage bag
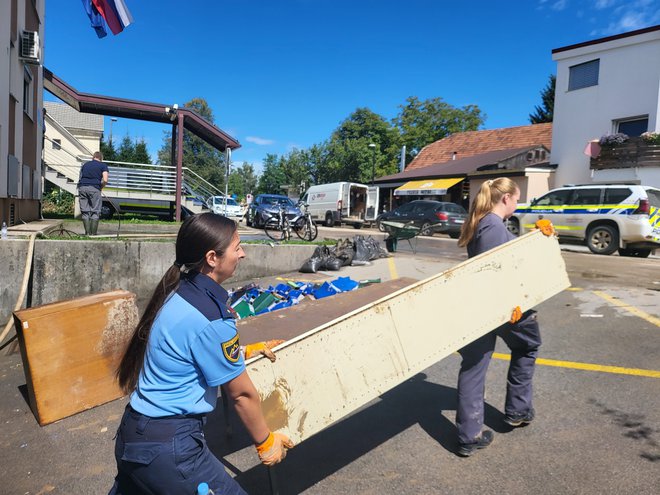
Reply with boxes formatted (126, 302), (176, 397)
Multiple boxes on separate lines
(354, 235), (388, 262)
(323, 256), (343, 271)
(299, 246), (326, 273)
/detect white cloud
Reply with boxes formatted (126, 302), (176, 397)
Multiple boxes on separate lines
(591, 1), (660, 35)
(593, 0), (617, 10)
(245, 136), (275, 146)
(551, 0), (568, 11)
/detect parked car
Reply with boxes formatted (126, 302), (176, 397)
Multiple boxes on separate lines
(246, 194), (303, 228)
(508, 184), (660, 257)
(207, 196), (245, 219)
(376, 200), (468, 237)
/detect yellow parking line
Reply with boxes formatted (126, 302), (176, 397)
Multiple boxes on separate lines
(592, 290), (660, 328)
(388, 256), (398, 280)
(492, 353), (660, 378)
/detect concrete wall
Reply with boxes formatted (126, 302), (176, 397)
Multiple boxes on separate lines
(0, 240), (317, 325)
(552, 29), (660, 187)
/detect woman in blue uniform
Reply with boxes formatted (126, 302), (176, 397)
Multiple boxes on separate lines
(454, 178), (550, 457)
(109, 213), (293, 494)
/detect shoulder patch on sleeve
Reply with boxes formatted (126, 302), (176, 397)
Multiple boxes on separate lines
(221, 334), (241, 363)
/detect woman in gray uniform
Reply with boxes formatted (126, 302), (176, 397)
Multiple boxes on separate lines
(454, 178), (549, 457)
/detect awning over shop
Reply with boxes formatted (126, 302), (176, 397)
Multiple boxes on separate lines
(394, 177), (463, 196)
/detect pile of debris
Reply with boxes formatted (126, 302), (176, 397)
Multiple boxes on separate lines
(228, 277), (380, 320)
(300, 235), (389, 273)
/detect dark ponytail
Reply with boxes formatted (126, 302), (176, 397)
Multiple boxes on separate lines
(117, 213), (237, 394)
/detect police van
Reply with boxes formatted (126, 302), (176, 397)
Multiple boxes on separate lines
(508, 184), (660, 257)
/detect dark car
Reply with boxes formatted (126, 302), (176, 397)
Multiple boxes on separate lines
(246, 194), (303, 228)
(376, 200), (468, 237)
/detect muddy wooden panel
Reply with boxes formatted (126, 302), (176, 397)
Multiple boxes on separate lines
(13, 290), (138, 425)
(246, 231), (571, 444)
(237, 278), (417, 343)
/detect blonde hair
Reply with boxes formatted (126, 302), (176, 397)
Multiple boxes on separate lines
(457, 178), (519, 247)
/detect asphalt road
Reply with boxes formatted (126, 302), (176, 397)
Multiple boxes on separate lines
(1, 227), (658, 494)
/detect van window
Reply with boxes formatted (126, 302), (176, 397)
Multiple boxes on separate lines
(603, 188), (632, 204)
(534, 189), (572, 206)
(570, 189), (602, 206)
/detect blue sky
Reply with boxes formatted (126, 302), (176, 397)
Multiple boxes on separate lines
(44, 1), (660, 172)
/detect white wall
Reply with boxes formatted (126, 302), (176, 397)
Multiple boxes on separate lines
(552, 29), (660, 188)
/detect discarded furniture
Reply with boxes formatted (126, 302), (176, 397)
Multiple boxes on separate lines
(13, 290), (138, 425)
(244, 230), (570, 444)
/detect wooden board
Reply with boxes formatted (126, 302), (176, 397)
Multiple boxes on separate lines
(13, 290), (138, 425)
(245, 230), (571, 443)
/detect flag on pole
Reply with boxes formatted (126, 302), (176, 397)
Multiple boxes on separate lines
(81, 0), (107, 38)
(91, 0), (134, 35)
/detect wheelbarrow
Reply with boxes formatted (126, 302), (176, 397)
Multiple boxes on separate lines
(380, 220), (422, 254)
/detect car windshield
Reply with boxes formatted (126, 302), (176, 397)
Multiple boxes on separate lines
(262, 196), (294, 207)
(213, 197), (237, 206)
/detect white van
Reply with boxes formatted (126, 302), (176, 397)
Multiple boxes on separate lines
(300, 182), (380, 228)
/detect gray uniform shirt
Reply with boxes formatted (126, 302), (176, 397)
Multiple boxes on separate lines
(467, 212), (515, 258)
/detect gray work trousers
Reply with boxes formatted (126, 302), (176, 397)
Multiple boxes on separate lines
(78, 185), (102, 220)
(456, 310), (541, 444)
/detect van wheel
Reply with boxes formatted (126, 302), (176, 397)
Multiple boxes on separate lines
(618, 247), (651, 258)
(353, 223), (363, 229)
(324, 212), (334, 227)
(586, 225), (619, 255)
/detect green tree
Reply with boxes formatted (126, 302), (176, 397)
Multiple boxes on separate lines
(258, 154), (288, 194)
(100, 138), (117, 162)
(324, 108), (401, 183)
(117, 134), (136, 162)
(227, 162), (258, 199)
(133, 139), (152, 164)
(157, 97), (226, 189)
(393, 96), (484, 165)
(529, 74), (555, 124)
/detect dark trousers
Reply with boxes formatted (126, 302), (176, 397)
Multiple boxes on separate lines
(108, 406), (246, 495)
(456, 311), (542, 444)
(78, 185), (102, 220)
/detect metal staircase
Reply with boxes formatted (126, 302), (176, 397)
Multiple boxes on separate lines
(43, 135), (225, 218)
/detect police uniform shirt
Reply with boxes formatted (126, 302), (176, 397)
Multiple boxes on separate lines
(467, 212), (516, 258)
(130, 271), (244, 417)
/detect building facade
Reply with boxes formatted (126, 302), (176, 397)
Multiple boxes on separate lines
(552, 25), (660, 187)
(0, 0), (45, 226)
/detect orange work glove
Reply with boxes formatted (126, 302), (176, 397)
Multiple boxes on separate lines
(535, 219), (556, 237)
(255, 431), (295, 466)
(244, 339), (285, 362)
(510, 306), (522, 324)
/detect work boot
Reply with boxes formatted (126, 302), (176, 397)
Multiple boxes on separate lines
(82, 218), (90, 235)
(504, 408), (535, 427)
(457, 430), (494, 457)
(90, 219), (99, 236)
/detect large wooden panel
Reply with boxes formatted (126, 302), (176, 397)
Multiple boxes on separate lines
(246, 231), (571, 443)
(13, 290), (138, 425)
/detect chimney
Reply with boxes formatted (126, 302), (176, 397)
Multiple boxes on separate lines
(452, 151), (457, 161)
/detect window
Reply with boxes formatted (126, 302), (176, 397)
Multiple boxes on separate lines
(534, 189), (573, 206)
(23, 67), (33, 116)
(616, 118), (648, 137)
(604, 188), (632, 204)
(570, 189), (602, 206)
(52, 139), (61, 150)
(568, 59), (599, 91)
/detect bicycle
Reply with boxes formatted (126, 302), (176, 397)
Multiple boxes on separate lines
(263, 202), (318, 242)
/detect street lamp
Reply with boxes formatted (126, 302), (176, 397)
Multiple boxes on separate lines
(109, 117), (117, 144)
(368, 143), (376, 184)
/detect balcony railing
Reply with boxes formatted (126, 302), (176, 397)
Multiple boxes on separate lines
(590, 136), (660, 170)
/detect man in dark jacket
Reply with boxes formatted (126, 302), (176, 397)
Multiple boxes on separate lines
(77, 151), (109, 235)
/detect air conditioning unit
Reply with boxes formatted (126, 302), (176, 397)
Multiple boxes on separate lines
(20, 31), (40, 64)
